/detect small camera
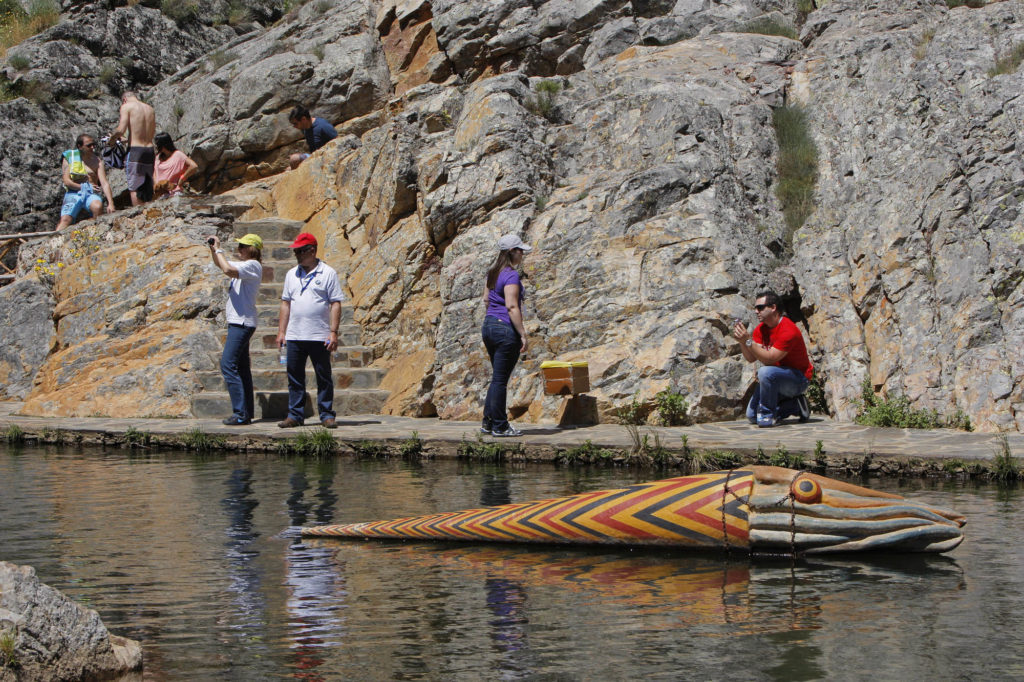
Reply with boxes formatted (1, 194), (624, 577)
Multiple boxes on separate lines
(207, 237), (215, 245)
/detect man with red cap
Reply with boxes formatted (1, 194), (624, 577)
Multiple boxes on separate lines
(276, 232), (345, 428)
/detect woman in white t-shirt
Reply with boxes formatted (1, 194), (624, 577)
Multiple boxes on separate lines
(208, 233), (264, 425)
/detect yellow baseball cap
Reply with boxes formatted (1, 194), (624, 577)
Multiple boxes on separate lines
(236, 233), (263, 250)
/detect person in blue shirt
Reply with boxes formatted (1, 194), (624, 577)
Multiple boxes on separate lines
(287, 105), (338, 169)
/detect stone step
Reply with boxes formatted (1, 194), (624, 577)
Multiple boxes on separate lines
(196, 367), (385, 392)
(191, 388), (390, 420)
(233, 218), (306, 242)
(216, 325), (362, 348)
(205, 345), (374, 369)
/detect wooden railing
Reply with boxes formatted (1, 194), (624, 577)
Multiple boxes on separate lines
(0, 230), (61, 283)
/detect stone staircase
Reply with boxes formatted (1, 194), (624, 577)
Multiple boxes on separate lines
(190, 218), (389, 421)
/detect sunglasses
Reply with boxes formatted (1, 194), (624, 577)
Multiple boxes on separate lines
(82, 143), (96, 149)
(754, 304), (770, 312)
(293, 245), (315, 254)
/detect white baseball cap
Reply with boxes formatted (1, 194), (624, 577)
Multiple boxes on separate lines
(497, 234), (533, 252)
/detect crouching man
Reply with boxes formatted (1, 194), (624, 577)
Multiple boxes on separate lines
(732, 291), (813, 428)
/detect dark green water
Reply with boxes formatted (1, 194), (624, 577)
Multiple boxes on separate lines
(1, 446), (1021, 680)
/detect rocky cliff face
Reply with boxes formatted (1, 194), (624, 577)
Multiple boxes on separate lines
(4, 0), (1024, 431)
(790, 0), (1024, 430)
(0, 0), (285, 233)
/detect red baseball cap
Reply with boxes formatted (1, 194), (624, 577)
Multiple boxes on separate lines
(290, 232), (317, 249)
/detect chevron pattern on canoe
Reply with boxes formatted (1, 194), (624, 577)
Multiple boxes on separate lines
(303, 471), (754, 548)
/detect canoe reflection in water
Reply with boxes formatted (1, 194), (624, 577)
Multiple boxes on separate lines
(304, 540), (964, 636)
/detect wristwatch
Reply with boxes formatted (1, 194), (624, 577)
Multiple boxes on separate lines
(215, 248), (224, 254)
(745, 339), (753, 347)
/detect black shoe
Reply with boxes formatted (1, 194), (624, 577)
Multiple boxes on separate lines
(222, 416), (251, 426)
(796, 395), (810, 423)
(480, 419), (492, 434)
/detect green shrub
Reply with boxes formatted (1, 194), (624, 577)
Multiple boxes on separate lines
(457, 433), (520, 461)
(942, 458), (965, 474)
(399, 431), (424, 459)
(616, 393), (648, 425)
(351, 439), (388, 459)
(285, 429), (337, 457)
(555, 439), (618, 465)
(772, 105), (819, 248)
(161, 0), (199, 24)
(854, 379), (972, 430)
(0, 77), (15, 103)
(739, 18), (797, 40)
(527, 79), (561, 122)
(41, 427), (66, 445)
(989, 43), (1024, 77)
(98, 61), (117, 84)
(1, 0), (58, 53)
(991, 435), (1020, 482)
(654, 387), (689, 426)
(806, 374), (828, 414)
(679, 446), (722, 474)
(0, 628), (17, 669)
(4, 424), (24, 444)
(123, 426), (151, 448)
(813, 439), (826, 465)
(947, 0), (986, 8)
(180, 427), (225, 452)
(768, 444), (804, 469)
(7, 53), (28, 70)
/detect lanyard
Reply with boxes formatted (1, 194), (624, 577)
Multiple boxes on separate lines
(298, 265), (319, 295)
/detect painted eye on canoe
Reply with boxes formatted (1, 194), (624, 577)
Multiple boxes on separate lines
(791, 476), (822, 504)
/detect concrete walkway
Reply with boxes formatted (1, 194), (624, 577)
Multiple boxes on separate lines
(0, 402), (1017, 463)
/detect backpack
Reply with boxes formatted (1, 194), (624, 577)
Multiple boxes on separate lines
(100, 136), (127, 169)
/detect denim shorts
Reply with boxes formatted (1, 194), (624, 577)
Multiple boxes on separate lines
(61, 191), (103, 218)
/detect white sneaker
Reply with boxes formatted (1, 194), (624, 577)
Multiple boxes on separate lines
(491, 424), (523, 437)
(796, 395), (811, 423)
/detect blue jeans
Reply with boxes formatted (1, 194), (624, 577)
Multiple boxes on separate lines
(482, 316), (521, 432)
(221, 324), (256, 421)
(286, 340), (335, 423)
(746, 366), (809, 423)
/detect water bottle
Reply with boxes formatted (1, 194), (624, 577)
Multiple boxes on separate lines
(278, 342), (287, 365)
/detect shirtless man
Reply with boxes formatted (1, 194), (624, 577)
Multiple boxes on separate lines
(57, 134), (115, 229)
(109, 91), (156, 205)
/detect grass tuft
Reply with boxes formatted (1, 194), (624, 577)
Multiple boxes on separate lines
(4, 424), (24, 444)
(180, 427), (225, 452)
(772, 105), (819, 249)
(123, 426), (151, 448)
(0, 628), (17, 669)
(616, 392), (648, 425)
(351, 439), (388, 459)
(280, 429), (337, 457)
(555, 439), (618, 465)
(991, 435), (1021, 482)
(399, 431), (424, 459)
(457, 433), (521, 461)
(739, 18), (797, 40)
(989, 43), (1024, 77)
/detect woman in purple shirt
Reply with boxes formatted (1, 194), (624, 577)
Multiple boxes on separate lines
(481, 234), (532, 437)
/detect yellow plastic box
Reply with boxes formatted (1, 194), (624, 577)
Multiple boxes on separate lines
(541, 360), (590, 395)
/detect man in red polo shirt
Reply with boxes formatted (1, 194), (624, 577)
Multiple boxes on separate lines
(732, 291), (813, 428)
